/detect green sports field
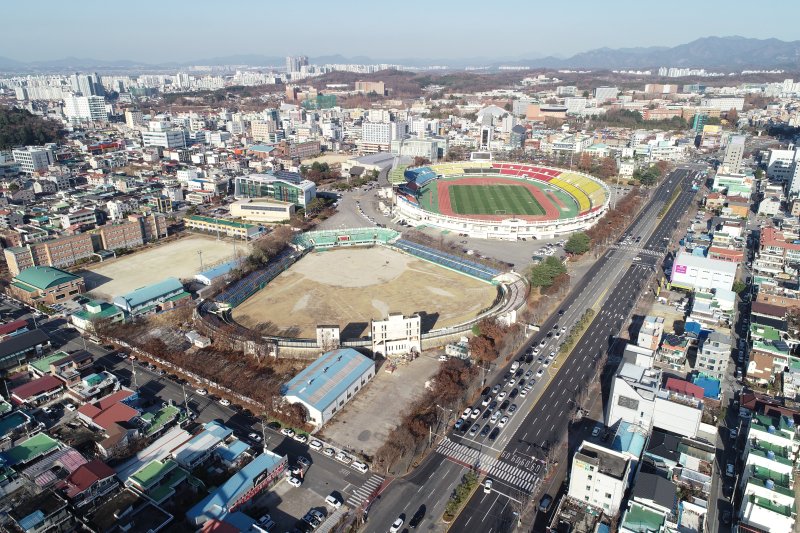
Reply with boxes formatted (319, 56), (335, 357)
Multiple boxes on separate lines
(448, 184), (545, 216)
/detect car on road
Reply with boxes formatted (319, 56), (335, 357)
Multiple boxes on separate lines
(539, 340), (546, 347)
(560, 327), (566, 333)
(729, 428), (738, 440)
(726, 463), (735, 477)
(195, 388), (207, 396)
(484, 479), (493, 493)
(462, 408), (472, 419)
(64, 403), (76, 412)
(219, 399), (230, 406)
(297, 456), (311, 468)
(409, 504), (426, 528)
(524, 369), (534, 379)
(539, 494), (553, 513)
(506, 378), (516, 388)
(509, 388), (519, 399)
(281, 428), (295, 437)
(335, 451), (352, 464)
(519, 388), (528, 398)
(491, 384), (501, 394)
(488, 427), (500, 441)
(592, 426), (602, 438)
(287, 476), (302, 488)
(258, 515), (275, 530)
(325, 494), (342, 509)
(498, 416), (509, 428)
(542, 359), (549, 367)
(310, 439), (323, 451)
(499, 400), (510, 410)
(508, 404), (517, 415)
(390, 517), (404, 533)
(490, 411), (501, 423)
(481, 396), (491, 406)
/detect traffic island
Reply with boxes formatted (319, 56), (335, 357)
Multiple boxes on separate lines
(442, 471), (479, 523)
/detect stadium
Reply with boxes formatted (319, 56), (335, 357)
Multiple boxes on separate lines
(394, 161), (610, 240)
(208, 228), (527, 348)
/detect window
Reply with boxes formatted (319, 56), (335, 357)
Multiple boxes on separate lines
(605, 493), (612, 499)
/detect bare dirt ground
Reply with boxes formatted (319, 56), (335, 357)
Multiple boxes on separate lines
(232, 246), (497, 338)
(320, 354), (442, 458)
(80, 234), (247, 298)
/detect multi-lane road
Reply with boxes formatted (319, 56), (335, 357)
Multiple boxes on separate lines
(365, 168), (700, 533)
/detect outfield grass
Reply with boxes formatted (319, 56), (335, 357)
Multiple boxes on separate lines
(448, 184), (545, 216)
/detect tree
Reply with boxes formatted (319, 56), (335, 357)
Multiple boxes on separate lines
(468, 335), (497, 362)
(0, 106), (64, 149)
(582, 90), (590, 98)
(732, 280), (747, 295)
(529, 256), (567, 288)
(413, 156), (431, 167)
(564, 232), (591, 255)
(577, 152), (593, 172)
(598, 156), (618, 179)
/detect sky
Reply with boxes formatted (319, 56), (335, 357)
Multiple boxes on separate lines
(3, 0), (800, 63)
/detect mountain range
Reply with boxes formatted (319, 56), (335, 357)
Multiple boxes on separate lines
(1, 36), (799, 73)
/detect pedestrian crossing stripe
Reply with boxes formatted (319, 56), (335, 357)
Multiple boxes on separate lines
(435, 438), (539, 493)
(345, 474), (383, 508)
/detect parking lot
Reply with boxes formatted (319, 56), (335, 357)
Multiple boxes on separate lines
(321, 354), (441, 458)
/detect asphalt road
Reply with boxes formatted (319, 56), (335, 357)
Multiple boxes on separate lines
(365, 168), (700, 533)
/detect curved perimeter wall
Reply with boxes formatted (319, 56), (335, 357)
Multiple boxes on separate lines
(396, 162), (610, 241)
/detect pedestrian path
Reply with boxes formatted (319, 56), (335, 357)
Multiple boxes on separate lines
(436, 437), (539, 493)
(346, 474), (383, 508)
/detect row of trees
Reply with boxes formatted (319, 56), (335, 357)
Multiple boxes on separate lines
(299, 161), (341, 184)
(585, 186), (646, 249)
(373, 359), (480, 474)
(576, 153), (619, 179)
(0, 106), (64, 149)
(589, 109), (688, 131)
(468, 318), (515, 363)
(529, 256), (568, 289)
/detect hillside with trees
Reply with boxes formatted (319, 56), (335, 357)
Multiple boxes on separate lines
(0, 106), (64, 149)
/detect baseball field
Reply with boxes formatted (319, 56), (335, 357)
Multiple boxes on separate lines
(232, 246), (497, 338)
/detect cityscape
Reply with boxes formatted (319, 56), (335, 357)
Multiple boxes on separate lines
(1, 3), (800, 533)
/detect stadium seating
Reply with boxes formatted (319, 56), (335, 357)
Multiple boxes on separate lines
(217, 249), (299, 308)
(549, 177), (592, 213)
(294, 228), (400, 250)
(405, 166), (438, 185)
(392, 239), (500, 282)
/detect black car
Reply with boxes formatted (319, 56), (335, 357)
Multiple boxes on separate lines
(480, 425), (491, 437)
(482, 409), (491, 419)
(509, 388), (519, 399)
(514, 368), (524, 377)
(488, 428), (500, 441)
(525, 354), (534, 364)
(481, 387), (491, 396)
(488, 401), (498, 411)
(499, 400), (510, 410)
(409, 505), (426, 528)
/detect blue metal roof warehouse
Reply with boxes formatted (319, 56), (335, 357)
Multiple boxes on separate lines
(281, 348), (375, 428)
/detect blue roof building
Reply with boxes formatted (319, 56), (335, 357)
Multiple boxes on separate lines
(112, 277), (190, 317)
(186, 451), (287, 526)
(281, 348), (375, 428)
(194, 260), (239, 286)
(691, 375), (721, 400)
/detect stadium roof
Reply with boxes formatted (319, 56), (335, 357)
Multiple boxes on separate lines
(282, 348), (374, 412)
(13, 266), (80, 291)
(113, 277), (184, 310)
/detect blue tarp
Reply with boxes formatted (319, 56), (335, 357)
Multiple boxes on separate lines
(692, 375), (721, 399)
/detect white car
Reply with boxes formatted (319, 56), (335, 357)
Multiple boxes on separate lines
(470, 408), (481, 419)
(536, 369), (544, 377)
(335, 451), (352, 464)
(484, 479), (493, 493)
(287, 476), (302, 488)
(325, 494), (342, 509)
(390, 517), (404, 532)
(490, 411), (501, 423)
(219, 398), (230, 406)
(310, 439), (323, 451)
(498, 416), (509, 428)
(248, 432), (262, 442)
(195, 388), (207, 396)
(323, 447), (335, 457)
(496, 392), (507, 402)
(293, 433), (308, 443)
(462, 408), (472, 419)
(64, 403), (76, 412)
(281, 428), (295, 437)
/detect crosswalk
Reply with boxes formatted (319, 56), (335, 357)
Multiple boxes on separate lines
(346, 474), (383, 509)
(436, 437), (539, 493)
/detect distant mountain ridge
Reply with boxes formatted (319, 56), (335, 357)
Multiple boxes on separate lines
(1, 36), (799, 73)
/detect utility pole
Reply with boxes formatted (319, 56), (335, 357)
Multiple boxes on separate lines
(131, 358), (138, 389)
(197, 250), (204, 271)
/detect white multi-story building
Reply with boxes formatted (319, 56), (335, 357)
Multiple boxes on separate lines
(142, 128), (188, 149)
(106, 200), (133, 221)
(606, 362), (661, 430)
(766, 146), (798, 182)
(361, 121), (392, 152)
(371, 313), (421, 356)
(59, 208), (97, 229)
(722, 135), (746, 173)
(670, 250), (737, 292)
(567, 441), (631, 515)
(390, 137), (446, 162)
(700, 97), (745, 111)
(637, 316), (664, 351)
(12, 146), (55, 174)
(594, 86), (619, 103)
(124, 110), (143, 128)
(696, 330), (732, 381)
(64, 94), (107, 123)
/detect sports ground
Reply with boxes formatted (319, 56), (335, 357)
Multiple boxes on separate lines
(231, 246), (497, 338)
(81, 235), (246, 298)
(419, 176), (579, 222)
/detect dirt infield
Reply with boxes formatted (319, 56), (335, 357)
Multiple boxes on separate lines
(434, 177), (565, 221)
(232, 246), (497, 338)
(81, 235), (246, 298)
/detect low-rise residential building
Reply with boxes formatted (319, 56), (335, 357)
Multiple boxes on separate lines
(567, 441), (631, 515)
(60, 459), (119, 510)
(606, 362), (661, 430)
(229, 198), (295, 223)
(637, 315), (664, 351)
(696, 330), (732, 381)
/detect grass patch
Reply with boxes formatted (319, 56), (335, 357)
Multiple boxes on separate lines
(657, 185), (682, 218)
(443, 471), (479, 522)
(449, 184), (545, 216)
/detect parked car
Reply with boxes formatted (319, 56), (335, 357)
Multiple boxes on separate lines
(484, 479), (493, 493)
(287, 476), (302, 488)
(310, 439), (323, 451)
(281, 428), (295, 437)
(325, 494), (342, 509)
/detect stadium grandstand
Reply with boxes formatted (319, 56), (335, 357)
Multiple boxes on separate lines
(293, 227), (399, 249)
(391, 239), (499, 282)
(394, 161), (609, 240)
(215, 249), (301, 308)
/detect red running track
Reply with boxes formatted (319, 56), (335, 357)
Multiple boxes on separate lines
(435, 177), (562, 222)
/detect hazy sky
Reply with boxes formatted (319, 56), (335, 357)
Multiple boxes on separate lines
(4, 0), (799, 63)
